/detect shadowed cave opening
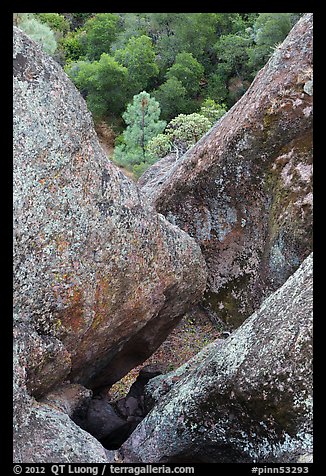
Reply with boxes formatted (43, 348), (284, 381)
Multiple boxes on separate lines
(70, 309), (227, 452)
(71, 364), (163, 450)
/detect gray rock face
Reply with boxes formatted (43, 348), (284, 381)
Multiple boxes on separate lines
(139, 14), (313, 328)
(13, 18), (313, 465)
(13, 26), (207, 399)
(39, 383), (93, 417)
(120, 253), (313, 463)
(138, 154), (178, 196)
(13, 323), (108, 463)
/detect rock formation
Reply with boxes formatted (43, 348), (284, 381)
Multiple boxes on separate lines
(13, 27), (206, 461)
(13, 14), (313, 464)
(119, 253), (313, 463)
(13, 26), (207, 397)
(72, 365), (165, 450)
(13, 325), (108, 462)
(139, 13), (313, 328)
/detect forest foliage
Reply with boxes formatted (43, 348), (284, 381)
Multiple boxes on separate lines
(14, 12), (303, 177)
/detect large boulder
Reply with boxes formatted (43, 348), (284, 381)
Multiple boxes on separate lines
(139, 13), (313, 328)
(119, 253), (313, 463)
(13, 25), (207, 402)
(13, 323), (108, 463)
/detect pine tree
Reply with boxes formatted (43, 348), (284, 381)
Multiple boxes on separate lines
(113, 91), (166, 172)
(122, 91), (166, 156)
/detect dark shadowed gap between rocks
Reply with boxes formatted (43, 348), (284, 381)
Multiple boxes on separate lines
(69, 311), (229, 451)
(70, 364), (165, 450)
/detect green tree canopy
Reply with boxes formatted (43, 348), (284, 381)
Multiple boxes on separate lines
(146, 112), (212, 162)
(35, 13), (70, 35)
(152, 77), (189, 121)
(59, 29), (87, 63)
(254, 13), (292, 47)
(55, 11), (299, 145)
(146, 134), (172, 159)
(65, 54), (128, 118)
(122, 91), (166, 155)
(83, 13), (119, 60)
(111, 13), (150, 50)
(166, 52), (204, 97)
(113, 92), (166, 174)
(165, 113), (212, 153)
(199, 98), (227, 123)
(247, 13), (293, 73)
(205, 72), (229, 104)
(114, 35), (159, 97)
(214, 33), (252, 79)
(63, 13), (94, 31)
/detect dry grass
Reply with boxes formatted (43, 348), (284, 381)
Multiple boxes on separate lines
(95, 121), (137, 182)
(95, 121), (116, 158)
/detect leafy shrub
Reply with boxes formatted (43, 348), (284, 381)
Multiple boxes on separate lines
(59, 29), (87, 62)
(36, 13), (70, 34)
(165, 113), (212, 151)
(112, 91), (166, 171)
(63, 13), (94, 31)
(145, 112), (212, 163)
(152, 77), (189, 121)
(84, 13), (119, 60)
(19, 17), (57, 54)
(65, 54), (128, 118)
(114, 133), (126, 147)
(122, 91), (166, 155)
(206, 72), (229, 104)
(113, 145), (144, 168)
(146, 134), (172, 159)
(114, 35), (159, 97)
(254, 13), (292, 47)
(166, 52), (204, 97)
(247, 13), (293, 73)
(199, 98), (227, 123)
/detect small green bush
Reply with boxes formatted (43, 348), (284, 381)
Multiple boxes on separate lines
(146, 134), (172, 159)
(113, 145), (144, 169)
(59, 29), (87, 62)
(165, 113), (212, 149)
(36, 13), (70, 34)
(199, 98), (227, 123)
(114, 133), (126, 147)
(65, 54), (128, 118)
(84, 13), (119, 60)
(19, 17), (57, 54)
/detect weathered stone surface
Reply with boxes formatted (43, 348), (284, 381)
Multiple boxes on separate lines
(14, 403), (109, 463)
(138, 154), (178, 197)
(13, 25), (207, 400)
(139, 14), (313, 328)
(120, 253), (313, 463)
(13, 324), (108, 463)
(70, 364), (165, 452)
(40, 383), (93, 417)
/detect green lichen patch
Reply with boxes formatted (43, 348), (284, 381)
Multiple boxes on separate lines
(203, 272), (254, 329)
